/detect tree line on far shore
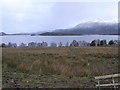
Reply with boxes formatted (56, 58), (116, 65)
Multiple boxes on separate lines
(1, 39), (119, 48)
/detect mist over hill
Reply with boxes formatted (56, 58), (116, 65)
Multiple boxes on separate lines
(1, 22), (119, 36)
(51, 22), (118, 35)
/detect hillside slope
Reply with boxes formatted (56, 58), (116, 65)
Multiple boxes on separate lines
(52, 22), (118, 35)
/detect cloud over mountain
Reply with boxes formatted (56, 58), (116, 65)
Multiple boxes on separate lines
(53, 22), (118, 35)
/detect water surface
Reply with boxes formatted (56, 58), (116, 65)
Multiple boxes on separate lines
(1, 35), (118, 46)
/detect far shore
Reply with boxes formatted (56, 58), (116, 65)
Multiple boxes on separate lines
(0, 34), (119, 36)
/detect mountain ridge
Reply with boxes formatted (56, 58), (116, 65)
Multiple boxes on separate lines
(1, 22), (119, 36)
(52, 22), (118, 35)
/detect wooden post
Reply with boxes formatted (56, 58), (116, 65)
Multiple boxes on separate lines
(112, 77), (116, 90)
(98, 79), (100, 90)
(95, 74), (120, 88)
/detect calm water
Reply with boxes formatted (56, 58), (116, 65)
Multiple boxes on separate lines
(1, 35), (118, 46)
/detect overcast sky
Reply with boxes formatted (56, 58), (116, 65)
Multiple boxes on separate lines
(1, 0), (118, 33)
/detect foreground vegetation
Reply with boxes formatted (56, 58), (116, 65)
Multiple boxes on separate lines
(2, 46), (118, 88)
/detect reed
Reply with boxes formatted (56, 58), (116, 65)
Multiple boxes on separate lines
(2, 47), (118, 77)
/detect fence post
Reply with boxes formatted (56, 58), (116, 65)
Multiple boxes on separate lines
(112, 77), (116, 89)
(97, 79), (100, 90)
(95, 74), (120, 88)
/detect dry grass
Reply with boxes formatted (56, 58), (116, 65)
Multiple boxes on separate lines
(2, 47), (118, 77)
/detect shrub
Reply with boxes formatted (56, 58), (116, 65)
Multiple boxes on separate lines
(109, 40), (115, 45)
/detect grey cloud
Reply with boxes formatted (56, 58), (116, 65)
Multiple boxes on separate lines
(2, 2), (117, 33)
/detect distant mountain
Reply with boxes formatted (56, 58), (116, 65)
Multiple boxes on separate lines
(52, 22), (118, 35)
(9, 33), (31, 35)
(0, 32), (32, 36)
(1, 22), (119, 36)
(0, 32), (44, 36)
(39, 32), (81, 36)
(31, 31), (46, 36)
(0, 32), (7, 36)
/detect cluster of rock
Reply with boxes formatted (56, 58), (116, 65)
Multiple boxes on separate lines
(1, 39), (119, 48)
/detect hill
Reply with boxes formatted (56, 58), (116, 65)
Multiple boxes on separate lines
(0, 32), (31, 36)
(39, 32), (81, 36)
(42, 22), (118, 35)
(0, 32), (7, 36)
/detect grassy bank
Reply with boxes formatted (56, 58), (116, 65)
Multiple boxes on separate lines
(2, 47), (118, 88)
